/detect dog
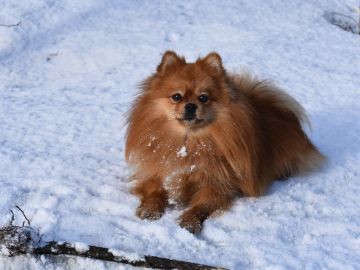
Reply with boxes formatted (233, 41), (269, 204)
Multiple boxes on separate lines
(125, 51), (325, 234)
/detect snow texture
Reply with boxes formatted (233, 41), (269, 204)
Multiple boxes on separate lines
(73, 242), (89, 253)
(108, 248), (142, 262)
(0, 0), (360, 269)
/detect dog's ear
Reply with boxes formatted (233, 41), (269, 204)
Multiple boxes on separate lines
(157, 51), (185, 75)
(199, 52), (224, 74)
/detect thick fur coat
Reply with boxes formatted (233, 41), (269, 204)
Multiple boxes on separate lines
(125, 51), (325, 233)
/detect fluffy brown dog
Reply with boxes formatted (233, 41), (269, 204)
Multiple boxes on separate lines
(125, 51), (325, 234)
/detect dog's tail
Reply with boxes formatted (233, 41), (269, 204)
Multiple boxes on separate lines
(229, 73), (326, 179)
(228, 72), (311, 129)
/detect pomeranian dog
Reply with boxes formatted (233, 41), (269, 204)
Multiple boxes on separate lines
(125, 51), (325, 234)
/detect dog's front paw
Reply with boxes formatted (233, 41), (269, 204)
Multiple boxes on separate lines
(136, 200), (165, 220)
(177, 212), (203, 234)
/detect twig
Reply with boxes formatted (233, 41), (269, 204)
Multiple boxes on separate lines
(15, 205), (30, 226)
(36, 227), (43, 246)
(34, 241), (226, 270)
(330, 12), (359, 26)
(328, 11), (360, 34)
(0, 21), (22, 28)
(358, 2), (360, 30)
(8, 210), (15, 226)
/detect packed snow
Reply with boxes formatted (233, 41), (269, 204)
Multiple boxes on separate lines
(1, 0), (360, 269)
(73, 242), (89, 253)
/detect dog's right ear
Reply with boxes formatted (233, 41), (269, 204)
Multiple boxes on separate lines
(157, 51), (185, 75)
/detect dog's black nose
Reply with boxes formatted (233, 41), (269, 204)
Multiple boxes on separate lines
(184, 103), (197, 120)
(185, 103), (197, 113)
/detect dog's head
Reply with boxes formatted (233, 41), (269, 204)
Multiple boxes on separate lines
(144, 51), (231, 132)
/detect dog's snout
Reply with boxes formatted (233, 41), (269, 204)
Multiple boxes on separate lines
(185, 103), (197, 113)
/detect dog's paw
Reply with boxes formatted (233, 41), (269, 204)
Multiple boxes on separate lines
(177, 213), (203, 234)
(136, 201), (164, 220)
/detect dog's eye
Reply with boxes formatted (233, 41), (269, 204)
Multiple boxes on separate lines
(198, 94), (209, 103)
(171, 93), (182, 102)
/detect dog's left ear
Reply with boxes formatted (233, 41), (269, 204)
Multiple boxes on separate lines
(199, 52), (224, 73)
(157, 51), (185, 75)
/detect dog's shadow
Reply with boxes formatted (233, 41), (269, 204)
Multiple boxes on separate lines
(268, 105), (360, 195)
(311, 106), (360, 166)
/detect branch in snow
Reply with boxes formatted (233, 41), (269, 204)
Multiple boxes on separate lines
(8, 210), (15, 226)
(0, 211), (227, 270)
(0, 21), (22, 28)
(34, 241), (227, 270)
(0, 207), (40, 257)
(0, 226), (39, 257)
(324, 3), (360, 35)
(15, 206), (31, 227)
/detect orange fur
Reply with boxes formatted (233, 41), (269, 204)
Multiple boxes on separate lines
(125, 51), (326, 233)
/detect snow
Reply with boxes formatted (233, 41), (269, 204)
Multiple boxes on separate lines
(73, 242), (89, 253)
(108, 248), (142, 262)
(176, 146), (188, 158)
(0, 0), (360, 269)
(0, 246), (10, 257)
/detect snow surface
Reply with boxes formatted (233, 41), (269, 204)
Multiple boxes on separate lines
(1, 0), (360, 269)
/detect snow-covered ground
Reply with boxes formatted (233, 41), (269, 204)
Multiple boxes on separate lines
(1, 0), (360, 269)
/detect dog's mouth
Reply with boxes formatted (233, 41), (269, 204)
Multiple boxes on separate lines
(176, 118), (204, 125)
